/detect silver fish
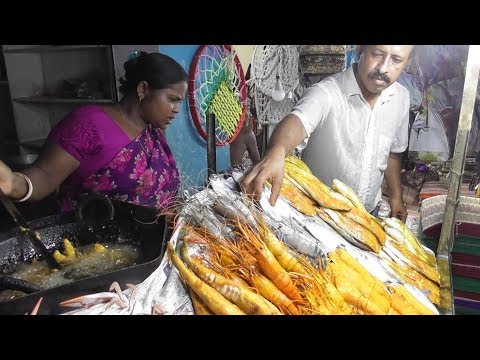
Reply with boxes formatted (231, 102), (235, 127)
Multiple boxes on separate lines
(343, 245), (401, 284)
(183, 202), (234, 240)
(403, 283), (439, 315)
(317, 209), (371, 251)
(209, 176), (258, 226)
(260, 211), (327, 267)
(302, 217), (348, 253)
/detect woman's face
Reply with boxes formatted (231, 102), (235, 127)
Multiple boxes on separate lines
(141, 81), (187, 130)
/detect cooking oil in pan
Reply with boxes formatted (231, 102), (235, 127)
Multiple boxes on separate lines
(0, 239), (142, 302)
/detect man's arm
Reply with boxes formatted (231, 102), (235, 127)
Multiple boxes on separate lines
(384, 152), (407, 222)
(245, 130), (261, 164)
(241, 114), (307, 205)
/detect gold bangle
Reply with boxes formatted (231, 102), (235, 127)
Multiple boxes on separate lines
(12, 172), (33, 202)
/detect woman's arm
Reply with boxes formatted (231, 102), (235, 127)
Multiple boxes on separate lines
(0, 142), (79, 201)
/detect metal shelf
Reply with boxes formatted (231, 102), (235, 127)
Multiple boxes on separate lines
(12, 96), (115, 104)
(3, 45), (109, 54)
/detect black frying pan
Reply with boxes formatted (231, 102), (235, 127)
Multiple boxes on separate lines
(0, 200), (170, 315)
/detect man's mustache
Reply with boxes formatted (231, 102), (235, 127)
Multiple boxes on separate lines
(368, 70), (391, 84)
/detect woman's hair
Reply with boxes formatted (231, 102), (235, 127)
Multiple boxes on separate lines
(118, 51), (188, 96)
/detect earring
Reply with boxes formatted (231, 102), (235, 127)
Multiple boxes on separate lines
(139, 96), (143, 102)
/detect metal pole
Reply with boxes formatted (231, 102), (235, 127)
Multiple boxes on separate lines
(206, 112), (216, 176)
(437, 45), (480, 314)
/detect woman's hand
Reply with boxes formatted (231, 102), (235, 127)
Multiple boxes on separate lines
(240, 147), (286, 206)
(0, 160), (15, 196)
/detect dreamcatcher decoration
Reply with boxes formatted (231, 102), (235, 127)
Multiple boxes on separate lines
(250, 45), (306, 129)
(188, 45), (247, 146)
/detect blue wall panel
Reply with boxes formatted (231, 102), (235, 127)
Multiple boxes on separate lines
(160, 45), (230, 191)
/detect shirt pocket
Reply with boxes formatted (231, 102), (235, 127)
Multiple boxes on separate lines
(376, 133), (391, 172)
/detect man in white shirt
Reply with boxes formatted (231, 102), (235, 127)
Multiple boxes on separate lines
(241, 45), (414, 222)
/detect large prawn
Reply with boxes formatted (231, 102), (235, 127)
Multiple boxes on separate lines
(237, 222), (304, 303)
(181, 245), (282, 315)
(167, 242), (246, 315)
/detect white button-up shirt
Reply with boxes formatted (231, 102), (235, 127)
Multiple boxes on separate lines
(291, 65), (410, 212)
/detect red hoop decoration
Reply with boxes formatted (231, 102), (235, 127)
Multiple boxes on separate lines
(188, 45), (247, 146)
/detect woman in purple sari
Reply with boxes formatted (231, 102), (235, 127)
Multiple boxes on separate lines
(0, 51), (187, 213)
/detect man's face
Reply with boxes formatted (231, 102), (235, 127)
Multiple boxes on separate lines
(356, 45), (413, 96)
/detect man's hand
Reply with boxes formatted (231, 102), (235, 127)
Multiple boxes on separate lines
(240, 147), (285, 206)
(241, 114), (307, 205)
(385, 152), (407, 223)
(390, 196), (407, 223)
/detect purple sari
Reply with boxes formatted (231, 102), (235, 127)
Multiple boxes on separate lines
(48, 105), (180, 212)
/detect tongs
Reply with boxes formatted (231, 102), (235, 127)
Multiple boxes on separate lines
(0, 188), (61, 269)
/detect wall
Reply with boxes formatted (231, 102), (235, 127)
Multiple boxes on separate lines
(0, 48), (17, 155)
(232, 45), (255, 73)
(0, 84), (16, 155)
(160, 45), (231, 191)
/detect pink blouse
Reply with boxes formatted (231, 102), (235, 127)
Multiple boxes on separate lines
(48, 105), (180, 212)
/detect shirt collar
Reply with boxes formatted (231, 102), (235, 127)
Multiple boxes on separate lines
(343, 64), (396, 104)
(343, 64), (363, 97)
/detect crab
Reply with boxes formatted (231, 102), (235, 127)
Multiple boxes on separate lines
(151, 303), (166, 315)
(58, 282), (137, 315)
(26, 297), (44, 315)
